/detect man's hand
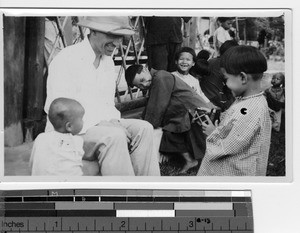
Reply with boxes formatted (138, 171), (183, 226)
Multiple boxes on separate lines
(201, 115), (219, 136)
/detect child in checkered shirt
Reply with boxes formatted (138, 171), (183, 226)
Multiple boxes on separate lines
(197, 45), (272, 176)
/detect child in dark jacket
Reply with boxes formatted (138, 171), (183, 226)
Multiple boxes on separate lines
(264, 72), (285, 132)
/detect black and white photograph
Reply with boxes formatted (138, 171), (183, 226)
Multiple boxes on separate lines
(1, 9), (291, 181)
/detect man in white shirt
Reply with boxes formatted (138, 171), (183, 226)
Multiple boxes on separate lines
(213, 17), (232, 56)
(44, 16), (160, 176)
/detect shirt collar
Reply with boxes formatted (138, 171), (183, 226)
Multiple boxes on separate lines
(236, 92), (264, 101)
(82, 37), (97, 64)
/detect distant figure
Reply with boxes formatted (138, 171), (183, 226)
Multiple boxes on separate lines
(213, 17), (232, 56)
(197, 45), (271, 176)
(200, 40), (238, 111)
(264, 72), (285, 132)
(257, 29), (267, 49)
(30, 98), (85, 176)
(144, 16), (191, 72)
(196, 49), (210, 61)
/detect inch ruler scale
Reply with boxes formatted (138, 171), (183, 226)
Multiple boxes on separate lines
(0, 189), (253, 233)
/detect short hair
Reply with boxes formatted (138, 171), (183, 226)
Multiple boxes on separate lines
(192, 58), (210, 77)
(175, 47), (197, 62)
(125, 64), (144, 88)
(217, 17), (232, 23)
(48, 98), (83, 131)
(219, 39), (239, 56)
(197, 50), (210, 61)
(220, 45), (267, 80)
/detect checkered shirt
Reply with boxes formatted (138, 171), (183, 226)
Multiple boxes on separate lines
(197, 92), (272, 176)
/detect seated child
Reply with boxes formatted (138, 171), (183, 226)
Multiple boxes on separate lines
(29, 97), (85, 176)
(172, 47), (215, 108)
(197, 45), (272, 176)
(264, 72), (285, 132)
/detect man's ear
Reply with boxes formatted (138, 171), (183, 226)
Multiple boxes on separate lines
(65, 122), (72, 133)
(240, 72), (248, 84)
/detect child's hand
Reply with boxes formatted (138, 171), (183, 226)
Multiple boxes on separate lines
(201, 115), (219, 136)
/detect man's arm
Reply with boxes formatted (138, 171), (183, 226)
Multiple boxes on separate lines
(144, 73), (174, 128)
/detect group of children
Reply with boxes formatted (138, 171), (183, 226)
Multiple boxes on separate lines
(30, 43), (285, 176)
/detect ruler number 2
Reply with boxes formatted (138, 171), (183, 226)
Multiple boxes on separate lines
(120, 221), (126, 228)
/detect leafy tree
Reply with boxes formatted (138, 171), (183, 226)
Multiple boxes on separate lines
(235, 16), (284, 42)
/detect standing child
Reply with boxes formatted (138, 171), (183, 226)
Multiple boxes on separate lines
(172, 47), (215, 108)
(30, 98), (85, 176)
(197, 45), (271, 176)
(264, 72), (285, 132)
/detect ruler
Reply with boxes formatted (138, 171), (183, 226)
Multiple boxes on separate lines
(0, 189), (253, 233)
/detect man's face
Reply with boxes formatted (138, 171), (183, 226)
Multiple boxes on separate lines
(132, 67), (152, 90)
(93, 31), (123, 56)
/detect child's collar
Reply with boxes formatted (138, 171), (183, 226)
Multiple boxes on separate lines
(236, 91), (264, 100)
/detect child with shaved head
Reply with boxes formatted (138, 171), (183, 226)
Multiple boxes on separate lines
(30, 98), (85, 176)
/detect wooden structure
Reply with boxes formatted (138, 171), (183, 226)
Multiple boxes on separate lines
(4, 17), (27, 147)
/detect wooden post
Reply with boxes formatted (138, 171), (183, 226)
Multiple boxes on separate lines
(25, 17), (45, 121)
(23, 17), (46, 142)
(188, 17), (198, 50)
(4, 16), (26, 146)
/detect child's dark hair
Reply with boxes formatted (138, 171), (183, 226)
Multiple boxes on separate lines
(125, 64), (144, 88)
(220, 45), (267, 80)
(217, 17), (231, 23)
(219, 39), (239, 56)
(191, 59), (210, 77)
(175, 47), (197, 62)
(197, 50), (210, 61)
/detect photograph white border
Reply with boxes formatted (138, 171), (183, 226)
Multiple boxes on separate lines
(0, 8), (292, 183)
(0, 1), (299, 232)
